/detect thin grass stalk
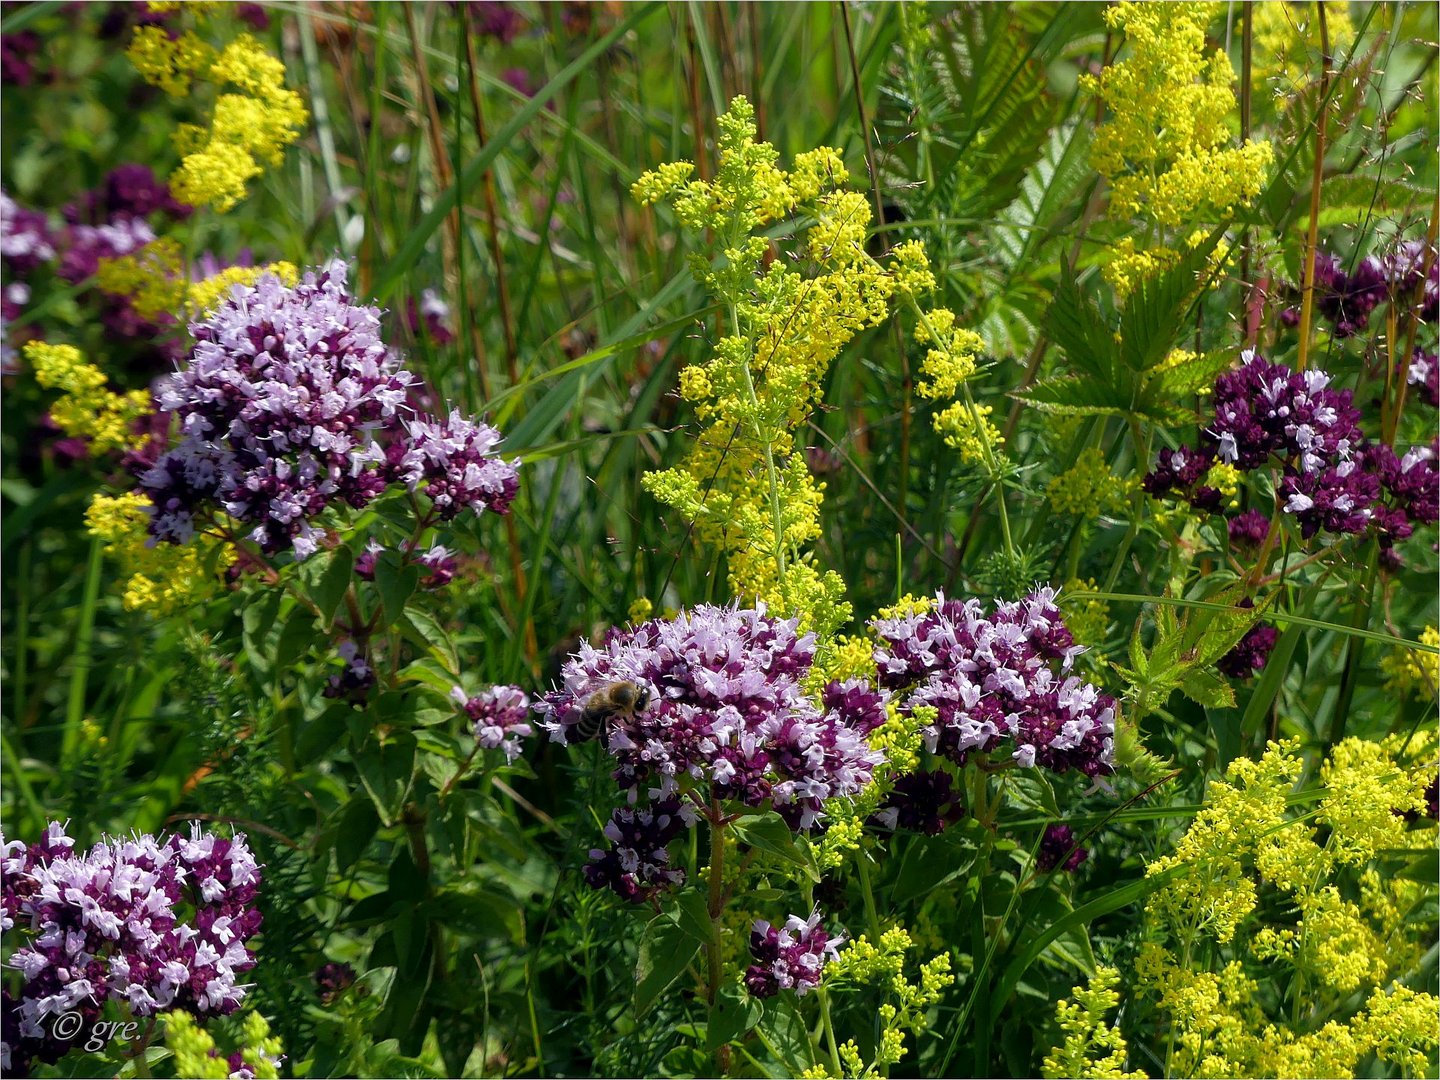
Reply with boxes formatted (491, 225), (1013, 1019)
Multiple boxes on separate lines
(1295, 1), (1332, 373)
(463, 23), (521, 387)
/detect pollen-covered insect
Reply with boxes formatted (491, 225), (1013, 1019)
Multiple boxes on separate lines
(573, 679), (651, 744)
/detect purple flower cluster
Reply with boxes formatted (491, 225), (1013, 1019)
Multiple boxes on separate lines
(1227, 508), (1270, 548)
(1, 822), (261, 1075)
(63, 164), (189, 228)
(323, 641), (375, 702)
(1, 191), (55, 276)
(138, 261), (519, 557)
(1036, 824), (1089, 873)
(744, 911), (840, 999)
(1281, 243), (1437, 337)
(451, 684), (533, 763)
(1, 31), (42, 87)
(871, 588), (1116, 779)
(1147, 352), (1438, 564)
(540, 604), (883, 899)
(581, 797), (694, 901)
(1146, 353), (1363, 512)
(386, 409), (519, 523)
(406, 288), (455, 345)
(540, 604), (883, 821)
(871, 769), (964, 835)
(313, 960), (356, 1003)
(1217, 623), (1280, 679)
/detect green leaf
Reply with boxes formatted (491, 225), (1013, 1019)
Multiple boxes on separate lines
(1012, 373), (1130, 416)
(352, 733), (416, 826)
(397, 611), (461, 676)
(374, 554), (421, 629)
(1044, 263), (1116, 385)
(274, 603), (316, 671)
(1179, 669), (1237, 709)
(732, 812), (819, 882)
(1117, 236), (1219, 374)
(335, 795), (380, 872)
(706, 984), (762, 1051)
(1147, 349), (1235, 399)
(310, 546), (355, 627)
(634, 914), (702, 1017)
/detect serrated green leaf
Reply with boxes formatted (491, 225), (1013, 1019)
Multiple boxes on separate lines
(1180, 669), (1237, 709)
(1012, 374), (1129, 416)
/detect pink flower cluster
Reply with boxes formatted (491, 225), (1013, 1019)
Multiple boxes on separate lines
(139, 261), (518, 557)
(1, 823), (261, 1075)
(871, 588), (1116, 779)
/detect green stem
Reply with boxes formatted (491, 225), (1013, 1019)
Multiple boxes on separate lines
(855, 851), (883, 941)
(62, 536), (104, 765)
(817, 986), (843, 1077)
(706, 801), (727, 1008)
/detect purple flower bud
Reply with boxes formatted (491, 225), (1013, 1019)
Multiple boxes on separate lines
(1227, 509), (1270, 548)
(1037, 824), (1088, 873)
(314, 961), (356, 1002)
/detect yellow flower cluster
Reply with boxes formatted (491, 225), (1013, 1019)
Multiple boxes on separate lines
(27, 342), (152, 455)
(1380, 625), (1439, 700)
(97, 238), (299, 322)
(932, 401), (1003, 467)
(1047, 448), (1136, 518)
(1083, 2), (1273, 295)
(1042, 966), (1147, 1080)
(128, 13), (307, 213)
(86, 493), (236, 616)
(1127, 736), (1439, 1077)
(637, 97), (926, 641)
(815, 702), (929, 872)
(1060, 578), (1110, 648)
(816, 927), (955, 1077)
(166, 1011), (283, 1080)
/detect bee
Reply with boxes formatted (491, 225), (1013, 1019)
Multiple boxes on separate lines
(573, 680), (651, 744)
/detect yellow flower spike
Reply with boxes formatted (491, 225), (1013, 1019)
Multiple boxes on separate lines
(1380, 625), (1439, 699)
(1085, 2), (1272, 293)
(86, 493), (236, 616)
(130, 25), (306, 213)
(28, 342), (154, 455)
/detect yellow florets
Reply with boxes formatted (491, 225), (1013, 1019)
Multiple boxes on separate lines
(638, 97), (907, 637)
(129, 28), (307, 212)
(1043, 966), (1148, 1079)
(28, 342), (153, 455)
(1201, 461), (1241, 508)
(1048, 447), (1136, 518)
(1085, 2), (1272, 296)
(86, 493), (236, 616)
(165, 1011), (282, 1080)
(99, 243), (300, 322)
(825, 928), (953, 1074)
(933, 401), (1004, 467)
(1380, 625), (1439, 700)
